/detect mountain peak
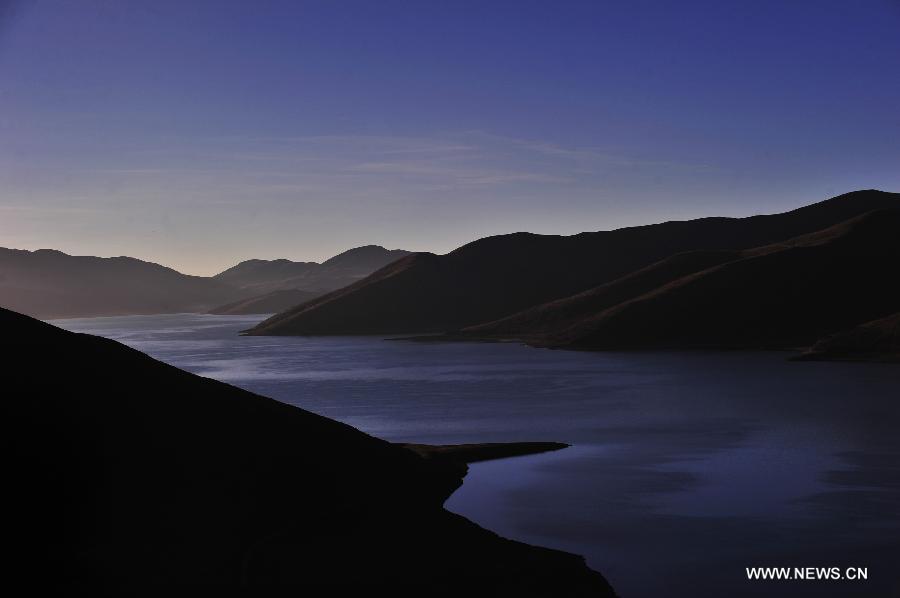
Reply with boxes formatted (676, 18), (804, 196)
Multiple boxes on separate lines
(321, 245), (411, 268)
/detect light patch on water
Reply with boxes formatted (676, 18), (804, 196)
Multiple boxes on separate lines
(184, 356), (551, 383)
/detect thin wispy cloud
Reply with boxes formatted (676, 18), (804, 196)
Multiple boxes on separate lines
(65, 131), (639, 194)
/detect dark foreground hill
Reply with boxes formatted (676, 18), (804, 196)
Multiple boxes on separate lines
(797, 312), (900, 362)
(0, 248), (244, 319)
(541, 210), (900, 350)
(247, 190), (900, 336)
(2, 307), (612, 596)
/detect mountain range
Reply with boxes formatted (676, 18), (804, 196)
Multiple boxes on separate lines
(0, 245), (409, 318)
(4, 305), (612, 594)
(532, 209), (900, 350)
(5, 190), (899, 360)
(212, 245), (411, 295)
(247, 190), (900, 360)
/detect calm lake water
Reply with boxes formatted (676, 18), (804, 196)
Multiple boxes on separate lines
(54, 313), (900, 598)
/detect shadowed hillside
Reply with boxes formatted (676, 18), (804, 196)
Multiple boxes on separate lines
(209, 288), (323, 315)
(3, 306), (613, 596)
(247, 190), (900, 336)
(460, 250), (740, 340)
(213, 245), (410, 295)
(543, 210), (900, 350)
(797, 312), (900, 362)
(208, 245), (411, 315)
(211, 257), (318, 290)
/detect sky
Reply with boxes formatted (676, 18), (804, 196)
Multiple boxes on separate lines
(1, 0), (898, 275)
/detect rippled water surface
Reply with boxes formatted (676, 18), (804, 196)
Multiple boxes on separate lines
(55, 313), (900, 597)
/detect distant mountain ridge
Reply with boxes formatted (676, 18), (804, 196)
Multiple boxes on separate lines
(247, 189), (900, 337)
(208, 245), (411, 314)
(211, 258), (319, 291)
(0, 244), (410, 319)
(213, 245), (411, 295)
(0, 248), (243, 319)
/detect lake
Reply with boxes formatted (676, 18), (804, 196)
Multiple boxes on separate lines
(54, 313), (900, 597)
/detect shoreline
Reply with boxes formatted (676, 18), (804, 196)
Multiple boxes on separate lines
(400, 441), (569, 464)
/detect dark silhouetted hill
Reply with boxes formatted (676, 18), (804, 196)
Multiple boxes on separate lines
(247, 190), (900, 336)
(542, 210), (900, 350)
(461, 250), (740, 340)
(3, 306), (613, 596)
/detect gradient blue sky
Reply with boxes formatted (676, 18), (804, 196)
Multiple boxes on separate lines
(1, 0), (898, 275)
